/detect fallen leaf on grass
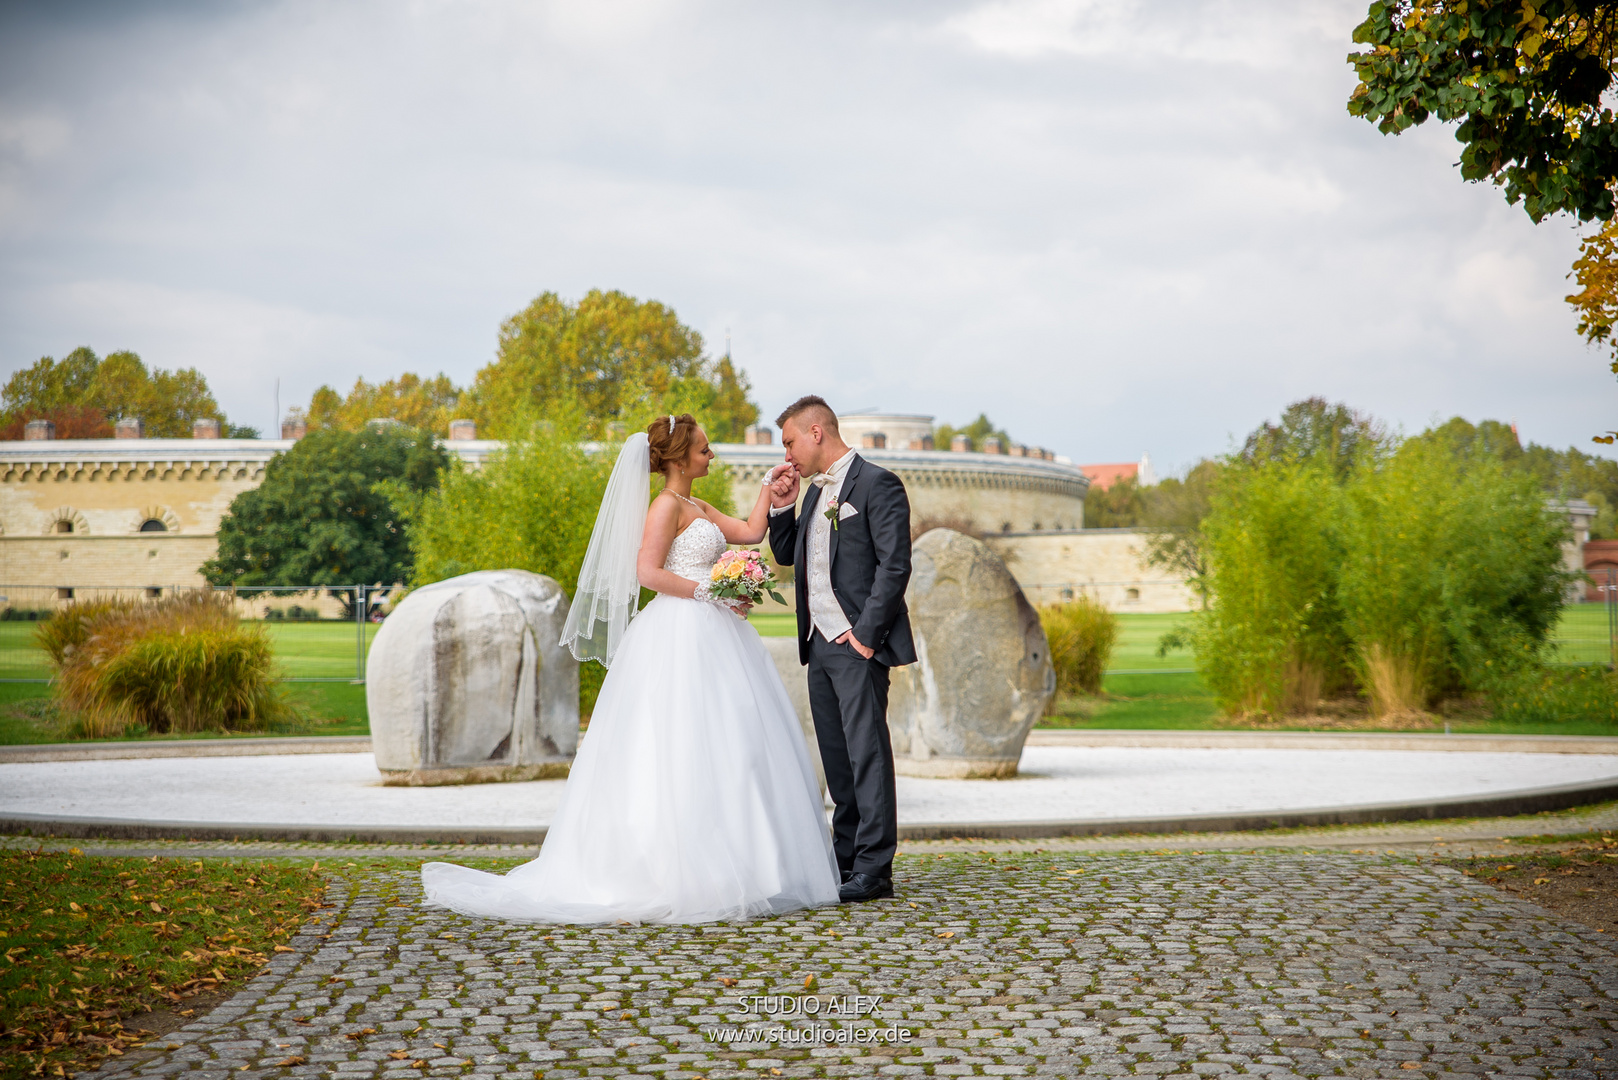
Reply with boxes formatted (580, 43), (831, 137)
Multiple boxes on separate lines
(149, 902), (163, 913)
(273, 946), (295, 953)
(802, 974), (816, 989)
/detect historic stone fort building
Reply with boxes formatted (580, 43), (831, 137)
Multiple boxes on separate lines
(0, 411), (1196, 612)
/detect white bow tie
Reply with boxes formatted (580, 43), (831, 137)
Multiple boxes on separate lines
(809, 472), (837, 488)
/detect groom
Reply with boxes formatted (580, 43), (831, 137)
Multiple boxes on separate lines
(767, 396), (915, 903)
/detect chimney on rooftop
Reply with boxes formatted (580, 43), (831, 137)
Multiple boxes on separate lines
(192, 418), (221, 439)
(448, 419), (476, 441)
(23, 419), (55, 441)
(115, 417), (144, 439)
(744, 424), (773, 446)
(281, 416), (307, 441)
(950, 434), (973, 453)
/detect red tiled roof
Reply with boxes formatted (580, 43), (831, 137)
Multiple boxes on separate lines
(1080, 463), (1138, 490)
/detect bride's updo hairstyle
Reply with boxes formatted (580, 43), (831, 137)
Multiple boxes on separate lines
(646, 413), (700, 474)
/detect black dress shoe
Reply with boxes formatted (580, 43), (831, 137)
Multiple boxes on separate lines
(840, 869), (854, 884)
(838, 872), (894, 903)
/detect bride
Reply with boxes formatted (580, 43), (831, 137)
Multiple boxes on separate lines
(420, 413), (841, 923)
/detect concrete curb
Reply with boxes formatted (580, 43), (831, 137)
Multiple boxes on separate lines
(5, 729), (1615, 763)
(0, 736), (374, 762)
(3, 777), (1615, 846)
(1022, 730), (1618, 754)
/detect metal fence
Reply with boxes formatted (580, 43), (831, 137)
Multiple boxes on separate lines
(1555, 567), (1618, 668)
(0, 584), (400, 683)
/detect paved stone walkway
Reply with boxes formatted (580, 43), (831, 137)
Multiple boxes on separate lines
(90, 850), (1618, 1079)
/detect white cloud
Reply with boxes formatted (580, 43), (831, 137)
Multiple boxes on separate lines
(0, 0), (1608, 467)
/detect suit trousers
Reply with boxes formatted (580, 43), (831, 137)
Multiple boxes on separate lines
(806, 632), (897, 880)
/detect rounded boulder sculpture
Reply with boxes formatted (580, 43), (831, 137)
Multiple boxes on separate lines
(368, 570), (578, 785)
(888, 528), (1054, 778)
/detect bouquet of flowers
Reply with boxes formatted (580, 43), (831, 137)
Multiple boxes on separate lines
(708, 550), (788, 607)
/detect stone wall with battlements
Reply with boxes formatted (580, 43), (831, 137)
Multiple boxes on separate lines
(0, 436), (1169, 607)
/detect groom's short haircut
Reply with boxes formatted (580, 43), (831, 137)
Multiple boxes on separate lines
(776, 395), (839, 435)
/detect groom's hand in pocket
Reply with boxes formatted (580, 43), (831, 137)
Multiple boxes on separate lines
(836, 630), (875, 659)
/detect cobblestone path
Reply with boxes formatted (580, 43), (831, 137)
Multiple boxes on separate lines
(95, 852), (1618, 1078)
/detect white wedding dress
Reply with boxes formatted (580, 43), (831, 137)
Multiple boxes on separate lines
(420, 517), (841, 924)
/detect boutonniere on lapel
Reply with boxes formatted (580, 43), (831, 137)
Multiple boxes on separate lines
(823, 496), (841, 531)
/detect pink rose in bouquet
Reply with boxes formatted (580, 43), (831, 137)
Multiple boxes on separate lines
(708, 550), (787, 607)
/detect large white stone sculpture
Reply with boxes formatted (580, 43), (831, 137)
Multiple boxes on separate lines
(887, 528), (1054, 778)
(367, 570), (578, 786)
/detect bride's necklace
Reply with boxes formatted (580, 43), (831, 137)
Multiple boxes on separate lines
(667, 489), (701, 509)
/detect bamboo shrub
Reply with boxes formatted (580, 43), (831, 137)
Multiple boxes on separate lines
(1192, 458), (1348, 718)
(1039, 595), (1119, 697)
(1337, 435), (1570, 716)
(41, 592), (295, 738)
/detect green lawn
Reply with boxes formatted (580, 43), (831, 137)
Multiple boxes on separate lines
(1108, 612), (1195, 671)
(3, 607), (1609, 744)
(1553, 603), (1612, 665)
(0, 680), (368, 745)
(746, 610), (1199, 673)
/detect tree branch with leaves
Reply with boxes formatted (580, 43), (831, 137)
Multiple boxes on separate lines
(1348, 0), (1618, 438)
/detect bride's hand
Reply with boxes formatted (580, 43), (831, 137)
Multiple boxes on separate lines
(768, 465), (799, 508)
(734, 600), (754, 619)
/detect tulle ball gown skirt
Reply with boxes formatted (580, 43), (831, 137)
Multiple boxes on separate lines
(420, 594), (841, 924)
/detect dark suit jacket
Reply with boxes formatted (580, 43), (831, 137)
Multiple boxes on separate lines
(768, 453), (916, 668)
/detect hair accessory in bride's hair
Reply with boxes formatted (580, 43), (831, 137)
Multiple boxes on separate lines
(667, 414), (675, 435)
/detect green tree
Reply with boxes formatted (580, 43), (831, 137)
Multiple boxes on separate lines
(933, 414), (1012, 451)
(1082, 475), (1145, 528)
(1141, 459), (1224, 583)
(0, 347), (236, 437)
(1241, 397), (1387, 479)
(305, 373), (464, 435)
(1349, 0), (1618, 223)
(202, 426), (448, 590)
(469, 290), (758, 441)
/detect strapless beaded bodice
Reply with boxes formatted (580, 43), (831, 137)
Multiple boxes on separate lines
(663, 517), (728, 582)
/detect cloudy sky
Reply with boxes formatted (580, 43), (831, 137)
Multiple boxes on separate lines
(0, 0), (1609, 471)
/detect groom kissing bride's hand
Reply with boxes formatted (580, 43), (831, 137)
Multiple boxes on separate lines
(767, 395), (916, 903)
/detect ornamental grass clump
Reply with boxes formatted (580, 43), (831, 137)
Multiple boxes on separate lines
(1039, 595), (1118, 698)
(39, 591), (296, 738)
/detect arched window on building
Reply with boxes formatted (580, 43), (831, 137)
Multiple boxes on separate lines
(139, 519), (167, 533)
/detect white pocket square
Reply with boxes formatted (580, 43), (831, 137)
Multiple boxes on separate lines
(838, 503), (859, 521)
